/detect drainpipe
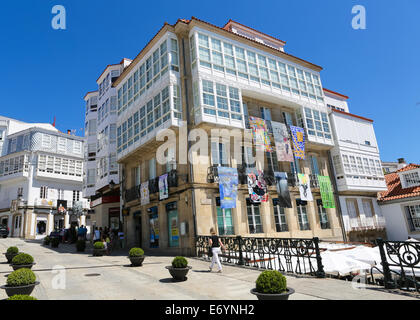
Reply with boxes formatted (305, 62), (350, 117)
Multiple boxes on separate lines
(181, 37), (198, 248)
(327, 150), (347, 242)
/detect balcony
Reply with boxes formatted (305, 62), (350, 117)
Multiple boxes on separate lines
(309, 174), (319, 188)
(125, 186), (140, 203)
(33, 199), (90, 210)
(347, 215), (386, 231)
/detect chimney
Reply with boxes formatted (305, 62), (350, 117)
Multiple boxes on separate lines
(67, 129), (71, 135)
(397, 158), (407, 170)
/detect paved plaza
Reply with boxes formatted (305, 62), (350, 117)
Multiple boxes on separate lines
(0, 238), (417, 300)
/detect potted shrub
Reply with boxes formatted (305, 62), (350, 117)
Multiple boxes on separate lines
(5, 246), (19, 263)
(250, 270), (294, 300)
(11, 253), (36, 271)
(43, 236), (50, 246)
(51, 237), (60, 248)
(76, 240), (86, 252)
(93, 241), (105, 256)
(7, 294), (37, 300)
(128, 248), (145, 266)
(165, 256), (192, 281)
(1, 268), (39, 297)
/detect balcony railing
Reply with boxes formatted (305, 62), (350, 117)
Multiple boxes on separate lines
(309, 174), (319, 188)
(348, 216), (386, 231)
(125, 186), (140, 203)
(33, 199), (90, 210)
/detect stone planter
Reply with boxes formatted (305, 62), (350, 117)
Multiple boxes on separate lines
(250, 287), (295, 300)
(129, 256), (145, 267)
(93, 249), (106, 257)
(4, 253), (18, 264)
(166, 266), (192, 281)
(11, 263), (36, 271)
(1, 281), (40, 297)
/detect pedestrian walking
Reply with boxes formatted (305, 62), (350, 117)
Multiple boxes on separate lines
(93, 227), (100, 243)
(105, 234), (111, 255)
(118, 229), (125, 249)
(208, 228), (225, 273)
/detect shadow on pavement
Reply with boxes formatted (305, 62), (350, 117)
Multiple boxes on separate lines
(159, 277), (188, 283)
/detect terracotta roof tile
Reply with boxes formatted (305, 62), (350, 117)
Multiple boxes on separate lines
(379, 164), (420, 202)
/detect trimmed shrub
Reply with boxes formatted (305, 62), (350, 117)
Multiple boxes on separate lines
(129, 248), (144, 257)
(7, 247), (19, 255)
(12, 253), (34, 265)
(76, 240), (86, 252)
(7, 295), (37, 300)
(256, 270), (287, 294)
(172, 256), (188, 268)
(43, 236), (50, 245)
(6, 269), (36, 287)
(94, 241), (105, 250)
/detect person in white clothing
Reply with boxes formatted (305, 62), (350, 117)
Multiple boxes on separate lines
(208, 228), (225, 273)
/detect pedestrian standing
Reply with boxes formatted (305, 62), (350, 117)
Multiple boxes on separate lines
(118, 229), (125, 249)
(208, 228), (225, 273)
(93, 227), (100, 243)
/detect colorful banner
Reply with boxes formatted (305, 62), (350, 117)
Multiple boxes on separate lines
(140, 182), (150, 205)
(159, 174), (169, 200)
(318, 175), (335, 208)
(290, 126), (305, 160)
(274, 172), (292, 208)
(248, 116), (272, 152)
(271, 122), (293, 162)
(298, 173), (313, 201)
(217, 167), (238, 209)
(247, 169), (268, 203)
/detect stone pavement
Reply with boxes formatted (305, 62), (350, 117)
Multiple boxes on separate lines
(0, 238), (417, 300)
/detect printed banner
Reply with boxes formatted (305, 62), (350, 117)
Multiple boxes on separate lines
(274, 172), (292, 208)
(271, 122), (293, 162)
(159, 174), (169, 200)
(318, 175), (335, 208)
(247, 169), (268, 203)
(248, 116), (272, 152)
(298, 173), (313, 201)
(217, 167), (238, 209)
(140, 182), (150, 206)
(290, 126), (305, 160)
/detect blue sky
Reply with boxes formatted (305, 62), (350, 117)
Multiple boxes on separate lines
(0, 0), (419, 163)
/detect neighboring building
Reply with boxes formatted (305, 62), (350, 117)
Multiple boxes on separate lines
(0, 116), (88, 239)
(326, 89), (387, 242)
(379, 164), (420, 241)
(382, 158), (408, 174)
(82, 59), (131, 233)
(113, 18), (345, 255)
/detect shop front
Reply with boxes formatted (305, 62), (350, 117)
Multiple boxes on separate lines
(166, 202), (179, 248)
(148, 206), (159, 248)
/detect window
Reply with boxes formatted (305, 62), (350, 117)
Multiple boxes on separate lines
(149, 158), (156, 180)
(73, 141), (82, 154)
(133, 166), (141, 187)
(273, 199), (288, 232)
(40, 186), (48, 199)
(404, 172), (420, 187)
(317, 199), (330, 229)
(42, 134), (51, 148)
(17, 187), (23, 198)
(309, 155), (320, 175)
(57, 137), (67, 153)
(87, 169), (95, 187)
(247, 200), (263, 234)
(211, 142), (228, 166)
(304, 108), (331, 139)
(406, 205), (420, 231)
(166, 147), (176, 172)
(346, 199), (359, 219)
(216, 198), (234, 235)
(362, 199), (374, 217)
(72, 190), (80, 202)
(296, 200), (310, 230)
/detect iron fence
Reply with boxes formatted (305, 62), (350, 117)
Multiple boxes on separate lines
(196, 235), (325, 277)
(373, 238), (420, 292)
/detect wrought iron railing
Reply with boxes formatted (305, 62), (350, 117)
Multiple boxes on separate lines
(149, 177), (159, 194)
(309, 174), (319, 188)
(196, 235), (325, 277)
(125, 186), (139, 202)
(372, 238), (420, 292)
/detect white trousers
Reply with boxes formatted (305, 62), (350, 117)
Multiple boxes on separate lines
(210, 247), (222, 270)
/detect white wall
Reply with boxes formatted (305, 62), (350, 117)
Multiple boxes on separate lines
(381, 199), (420, 241)
(339, 195), (383, 231)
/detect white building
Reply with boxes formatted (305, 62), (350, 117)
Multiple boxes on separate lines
(82, 59), (131, 231)
(382, 158), (408, 174)
(326, 89), (388, 241)
(379, 164), (420, 241)
(0, 116), (88, 239)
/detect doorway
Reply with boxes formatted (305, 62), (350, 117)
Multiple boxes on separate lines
(134, 214), (142, 247)
(13, 215), (21, 237)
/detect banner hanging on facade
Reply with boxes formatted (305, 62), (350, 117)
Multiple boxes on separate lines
(298, 173), (313, 201)
(290, 126), (305, 160)
(159, 174), (169, 200)
(140, 182), (150, 205)
(271, 121), (293, 162)
(247, 169), (268, 203)
(274, 172), (292, 208)
(248, 116), (272, 152)
(217, 167), (238, 209)
(318, 175), (336, 208)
